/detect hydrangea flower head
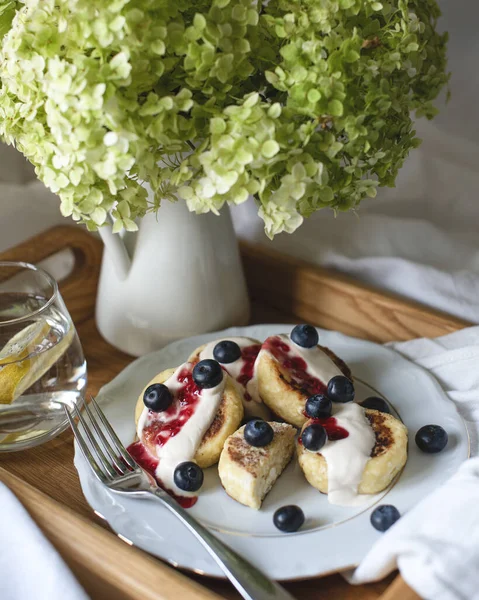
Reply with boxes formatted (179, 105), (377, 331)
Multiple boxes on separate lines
(0, 0), (449, 237)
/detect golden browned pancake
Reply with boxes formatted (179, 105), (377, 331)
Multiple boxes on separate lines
(188, 345), (206, 364)
(319, 345), (352, 380)
(188, 338), (272, 420)
(135, 367), (243, 469)
(187, 337), (262, 365)
(257, 344), (352, 428)
(366, 409), (398, 458)
(218, 422), (296, 509)
(297, 408), (408, 496)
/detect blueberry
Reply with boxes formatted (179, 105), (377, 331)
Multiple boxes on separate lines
(273, 505), (305, 533)
(192, 359), (223, 388)
(360, 397), (391, 414)
(143, 383), (173, 412)
(241, 415), (258, 426)
(291, 324), (319, 349)
(305, 394), (332, 419)
(370, 505), (400, 532)
(213, 340), (242, 364)
(415, 425), (448, 453)
(173, 461), (204, 492)
(244, 419), (274, 447)
(327, 375), (355, 403)
(301, 423), (327, 451)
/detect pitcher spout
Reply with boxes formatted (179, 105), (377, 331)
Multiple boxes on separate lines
(97, 223), (132, 280)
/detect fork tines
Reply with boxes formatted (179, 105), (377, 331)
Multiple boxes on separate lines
(65, 395), (137, 483)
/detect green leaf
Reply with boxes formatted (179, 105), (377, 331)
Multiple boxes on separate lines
(328, 99), (344, 116)
(319, 186), (334, 202)
(0, 1), (18, 39)
(345, 50), (360, 63)
(307, 89), (321, 103)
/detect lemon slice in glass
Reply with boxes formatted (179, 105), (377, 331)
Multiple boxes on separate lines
(0, 319), (72, 405)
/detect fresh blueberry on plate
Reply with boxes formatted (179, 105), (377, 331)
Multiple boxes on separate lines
(213, 340), (242, 364)
(305, 394), (332, 419)
(244, 419), (274, 447)
(415, 424), (448, 453)
(273, 505), (305, 533)
(370, 505), (400, 532)
(360, 396), (391, 414)
(192, 359), (223, 389)
(291, 324), (319, 349)
(301, 423), (327, 451)
(174, 461), (204, 492)
(327, 375), (355, 403)
(143, 383), (173, 412)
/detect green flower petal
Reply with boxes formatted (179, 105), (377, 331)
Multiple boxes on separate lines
(0, 0), (449, 237)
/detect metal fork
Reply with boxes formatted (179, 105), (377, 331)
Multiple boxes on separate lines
(66, 397), (296, 600)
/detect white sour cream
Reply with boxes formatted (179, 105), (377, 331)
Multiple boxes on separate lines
(263, 333), (344, 385)
(199, 337), (269, 418)
(263, 333), (376, 506)
(316, 403), (376, 506)
(137, 362), (225, 496)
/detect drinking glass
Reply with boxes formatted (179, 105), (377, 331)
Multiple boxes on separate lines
(0, 261), (87, 451)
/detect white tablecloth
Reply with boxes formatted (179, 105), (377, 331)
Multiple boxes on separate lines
(0, 484), (89, 600)
(349, 327), (479, 599)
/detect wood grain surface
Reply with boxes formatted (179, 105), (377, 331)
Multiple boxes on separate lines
(0, 224), (461, 600)
(240, 241), (469, 341)
(1, 468), (222, 600)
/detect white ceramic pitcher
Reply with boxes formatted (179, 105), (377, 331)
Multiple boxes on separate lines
(96, 201), (250, 357)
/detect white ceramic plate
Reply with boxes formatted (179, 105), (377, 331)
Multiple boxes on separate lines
(74, 325), (469, 580)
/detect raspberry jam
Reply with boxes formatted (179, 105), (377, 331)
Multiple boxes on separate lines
(237, 343), (261, 399)
(312, 417), (349, 441)
(263, 336), (327, 396)
(166, 489), (197, 509)
(127, 367), (202, 509)
(127, 440), (159, 475)
(127, 440), (198, 509)
(143, 368), (200, 449)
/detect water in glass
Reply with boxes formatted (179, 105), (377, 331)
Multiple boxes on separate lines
(0, 263), (87, 451)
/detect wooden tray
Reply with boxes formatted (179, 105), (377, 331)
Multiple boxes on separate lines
(0, 226), (469, 600)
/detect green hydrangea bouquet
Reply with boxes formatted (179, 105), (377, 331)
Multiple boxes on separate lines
(0, 0), (448, 238)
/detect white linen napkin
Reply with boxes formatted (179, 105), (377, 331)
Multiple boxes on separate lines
(350, 326), (479, 600)
(0, 483), (90, 600)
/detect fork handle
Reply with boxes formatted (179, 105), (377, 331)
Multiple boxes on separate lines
(149, 489), (296, 600)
